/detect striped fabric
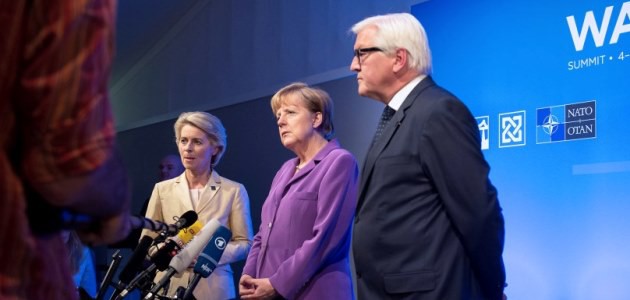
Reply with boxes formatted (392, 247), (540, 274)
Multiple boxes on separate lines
(0, 0), (117, 299)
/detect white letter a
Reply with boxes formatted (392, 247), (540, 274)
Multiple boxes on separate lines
(610, 2), (630, 44)
(566, 6), (613, 51)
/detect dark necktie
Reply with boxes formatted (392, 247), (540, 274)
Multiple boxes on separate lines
(372, 106), (396, 145)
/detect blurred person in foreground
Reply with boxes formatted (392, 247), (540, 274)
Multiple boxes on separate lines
(349, 13), (506, 300)
(142, 111), (254, 299)
(239, 83), (359, 300)
(0, 0), (130, 299)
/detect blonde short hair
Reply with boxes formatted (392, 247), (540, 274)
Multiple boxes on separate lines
(174, 111), (227, 167)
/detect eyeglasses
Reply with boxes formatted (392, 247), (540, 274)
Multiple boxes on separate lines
(353, 47), (383, 66)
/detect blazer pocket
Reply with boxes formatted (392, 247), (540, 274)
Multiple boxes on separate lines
(383, 270), (436, 294)
(293, 191), (318, 201)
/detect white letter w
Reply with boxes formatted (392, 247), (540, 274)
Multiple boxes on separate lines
(566, 6), (613, 51)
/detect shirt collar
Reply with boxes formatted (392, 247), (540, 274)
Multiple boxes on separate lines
(388, 74), (426, 111)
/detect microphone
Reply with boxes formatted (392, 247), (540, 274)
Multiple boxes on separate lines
(169, 220), (203, 248)
(174, 286), (187, 299)
(109, 236), (154, 299)
(131, 210), (198, 236)
(182, 225), (232, 300)
(144, 219), (221, 300)
(114, 240), (178, 299)
(96, 250), (122, 300)
(165, 210), (198, 235)
(119, 236), (154, 282)
(152, 240), (181, 271)
(151, 220), (203, 272)
(115, 222), (202, 300)
(59, 210), (198, 241)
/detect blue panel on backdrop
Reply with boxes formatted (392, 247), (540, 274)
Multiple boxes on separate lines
(412, 1), (630, 299)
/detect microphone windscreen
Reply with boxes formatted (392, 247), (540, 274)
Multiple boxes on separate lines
(176, 220), (203, 245)
(169, 219), (221, 273)
(179, 210), (198, 228)
(118, 236), (154, 283)
(152, 240), (180, 271)
(194, 225), (232, 278)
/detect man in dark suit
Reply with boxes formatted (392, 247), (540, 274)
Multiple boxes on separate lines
(350, 13), (506, 300)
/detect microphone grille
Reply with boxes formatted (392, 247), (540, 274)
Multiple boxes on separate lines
(179, 210), (198, 227)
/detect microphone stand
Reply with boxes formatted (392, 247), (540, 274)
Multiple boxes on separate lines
(182, 274), (201, 300)
(114, 264), (157, 300)
(96, 250), (122, 300)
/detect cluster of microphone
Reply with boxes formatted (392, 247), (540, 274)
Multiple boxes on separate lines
(95, 211), (232, 300)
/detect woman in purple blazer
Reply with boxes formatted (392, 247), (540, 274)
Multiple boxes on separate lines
(239, 83), (358, 300)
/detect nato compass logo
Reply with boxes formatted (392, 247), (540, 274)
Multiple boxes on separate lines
(498, 111), (526, 148)
(476, 116), (490, 150)
(536, 100), (596, 144)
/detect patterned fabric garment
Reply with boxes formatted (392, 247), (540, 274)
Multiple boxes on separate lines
(372, 106), (396, 146)
(0, 0), (117, 299)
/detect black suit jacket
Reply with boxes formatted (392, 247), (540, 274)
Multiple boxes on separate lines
(352, 77), (505, 300)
